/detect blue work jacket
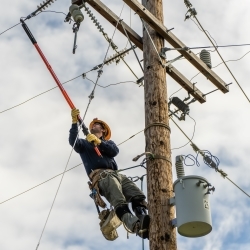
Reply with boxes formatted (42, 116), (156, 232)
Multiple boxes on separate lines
(69, 124), (119, 175)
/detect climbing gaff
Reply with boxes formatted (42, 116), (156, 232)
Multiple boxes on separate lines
(20, 19), (102, 157)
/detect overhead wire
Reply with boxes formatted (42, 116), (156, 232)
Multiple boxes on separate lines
(125, 6), (132, 48)
(0, 74), (82, 114)
(78, 2), (127, 121)
(32, 3), (125, 247)
(140, 18), (164, 66)
(212, 50), (250, 69)
(0, 22), (20, 36)
(0, 159), (148, 206)
(117, 129), (144, 146)
(189, 48), (250, 82)
(120, 21), (144, 73)
(170, 116), (250, 199)
(36, 138), (80, 250)
(191, 15), (250, 103)
(0, 75), (137, 114)
(81, 0), (138, 79)
(0, 164), (82, 205)
(35, 6), (129, 245)
(84, 76), (137, 88)
(171, 114), (196, 150)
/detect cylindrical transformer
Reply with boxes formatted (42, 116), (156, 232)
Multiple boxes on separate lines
(173, 175), (212, 237)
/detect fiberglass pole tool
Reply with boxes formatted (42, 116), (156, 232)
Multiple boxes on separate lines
(20, 19), (102, 157)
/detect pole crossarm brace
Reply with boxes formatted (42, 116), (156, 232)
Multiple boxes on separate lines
(75, 0), (206, 103)
(123, 0), (229, 93)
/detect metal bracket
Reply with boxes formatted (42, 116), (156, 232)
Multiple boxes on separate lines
(72, 22), (81, 54)
(169, 197), (175, 206)
(136, 76), (144, 86)
(170, 218), (177, 228)
(163, 55), (184, 68)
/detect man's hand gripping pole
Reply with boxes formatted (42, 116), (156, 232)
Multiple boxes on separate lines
(20, 19), (102, 157)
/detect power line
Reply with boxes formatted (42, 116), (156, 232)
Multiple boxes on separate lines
(117, 129), (144, 146)
(0, 75), (137, 115)
(79, 3), (127, 122)
(189, 49), (250, 83)
(120, 21), (144, 73)
(170, 116), (250, 199)
(0, 74), (82, 114)
(0, 10), (72, 38)
(36, 4), (127, 249)
(0, 22), (20, 36)
(213, 50), (250, 69)
(0, 164), (82, 205)
(171, 114), (196, 150)
(192, 15), (250, 103)
(84, 76), (137, 88)
(165, 43), (250, 51)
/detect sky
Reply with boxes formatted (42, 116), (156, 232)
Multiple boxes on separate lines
(0, 0), (250, 250)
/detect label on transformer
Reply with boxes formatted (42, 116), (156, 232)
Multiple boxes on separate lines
(204, 199), (209, 210)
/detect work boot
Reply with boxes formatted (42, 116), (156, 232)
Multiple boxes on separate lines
(116, 204), (139, 233)
(133, 206), (150, 239)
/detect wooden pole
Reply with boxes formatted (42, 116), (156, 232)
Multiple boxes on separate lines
(142, 0), (177, 249)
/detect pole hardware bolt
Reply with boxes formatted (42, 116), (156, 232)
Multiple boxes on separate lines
(196, 180), (204, 186)
(203, 183), (211, 188)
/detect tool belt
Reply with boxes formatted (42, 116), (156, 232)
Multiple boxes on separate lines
(89, 169), (121, 241)
(88, 169), (114, 208)
(99, 208), (122, 241)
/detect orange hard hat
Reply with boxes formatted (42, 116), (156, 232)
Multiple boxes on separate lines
(89, 118), (111, 140)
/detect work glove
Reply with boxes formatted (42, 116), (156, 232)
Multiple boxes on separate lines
(86, 133), (101, 146)
(71, 108), (80, 124)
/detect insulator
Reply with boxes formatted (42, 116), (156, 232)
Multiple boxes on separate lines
(200, 49), (212, 69)
(171, 97), (190, 114)
(69, 4), (84, 23)
(184, 0), (192, 8)
(37, 0), (56, 11)
(175, 155), (185, 179)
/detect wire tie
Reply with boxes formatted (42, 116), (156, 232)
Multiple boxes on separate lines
(144, 123), (171, 133)
(152, 155), (172, 165)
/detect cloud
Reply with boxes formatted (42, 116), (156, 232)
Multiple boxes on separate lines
(1, 0), (250, 250)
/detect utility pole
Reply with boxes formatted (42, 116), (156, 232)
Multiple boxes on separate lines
(72, 0), (229, 248)
(141, 0), (177, 249)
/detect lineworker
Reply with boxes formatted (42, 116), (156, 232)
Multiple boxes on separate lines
(69, 108), (150, 239)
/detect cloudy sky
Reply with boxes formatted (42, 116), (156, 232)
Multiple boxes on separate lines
(0, 0), (250, 249)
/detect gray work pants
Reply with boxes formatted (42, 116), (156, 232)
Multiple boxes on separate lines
(98, 170), (145, 232)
